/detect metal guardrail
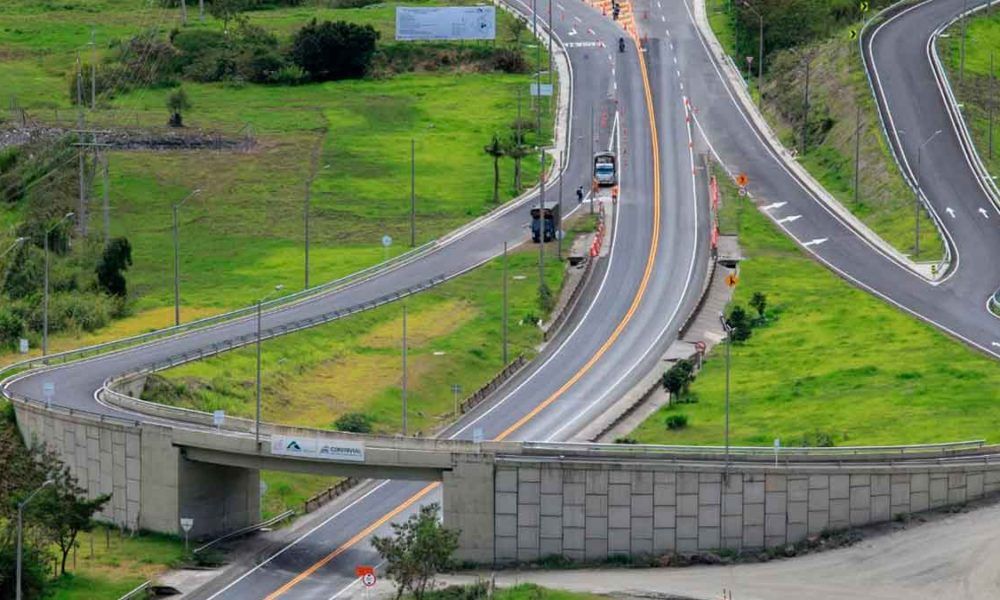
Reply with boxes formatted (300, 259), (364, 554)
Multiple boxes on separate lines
(192, 509), (294, 554)
(0, 240), (436, 384)
(521, 439), (988, 457)
(304, 478), (359, 513)
(117, 581), (151, 600)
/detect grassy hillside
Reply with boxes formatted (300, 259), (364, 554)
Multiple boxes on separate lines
(707, 0), (944, 261)
(630, 166), (1000, 447)
(0, 0), (556, 352)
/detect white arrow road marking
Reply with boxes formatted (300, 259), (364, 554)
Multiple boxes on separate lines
(979, 207), (990, 219)
(777, 215), (802, 224)
(992, 341), (1000, 347)
(802, 238), (828, 247)
(568, 27), (577, 36)
(946, 207), (956, 218)
(761, 202), (787, 211)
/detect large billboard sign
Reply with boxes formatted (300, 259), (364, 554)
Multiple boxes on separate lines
(395, 6), (496, 41)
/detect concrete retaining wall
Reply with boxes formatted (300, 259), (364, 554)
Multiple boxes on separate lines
(489, 460), (1000, 562)
(13, 401), (259, 538)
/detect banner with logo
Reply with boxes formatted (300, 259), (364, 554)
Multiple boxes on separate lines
(271, 436), (365, 462)
(395, 6), (496, 41)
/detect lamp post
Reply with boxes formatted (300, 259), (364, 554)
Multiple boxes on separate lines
(172, 189), (202, 327)
(915, 129), (942, 258)
(17, 479), (53, 600)
(255, 284), (285, 448)
(741, 0), (764, 107)
(1, 237), (27, 260)
(43, 212), (74, 357)
(719, 314), (733, 476)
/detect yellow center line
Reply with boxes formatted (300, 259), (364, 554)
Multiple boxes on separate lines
(267, 9), (660, 597)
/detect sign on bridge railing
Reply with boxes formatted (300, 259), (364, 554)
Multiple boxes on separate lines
(271, 436), (366, 462)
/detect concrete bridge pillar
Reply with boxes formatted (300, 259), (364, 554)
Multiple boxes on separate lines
(443, 455), (496, 564)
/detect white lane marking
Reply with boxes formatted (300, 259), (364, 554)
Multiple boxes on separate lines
(565, 41), (601, 47)
(657, 1), (661, 7)
(613, 80), (617, 90)
(679, 82), (684, 91)
(803, 238), (828, 247)
(588, 27), (596, 35)
(676, 69), (681, 77)
(673, 56), (678, 65)
(574, 15), (582, 22)
(777, 214), (802, 224)
(611, 67), (616, 77)
(665, 28), (670, 36)
(761, 201), (787, 210)
(204, 481), (393, 599)
(946, 207), (956, 218)
(993, 341), (1000, 348)
(556, 2), (566, 10)
(661, 15), (666, 21)
(978, 207), (990, 219)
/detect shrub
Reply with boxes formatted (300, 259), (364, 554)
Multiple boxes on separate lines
(0, 307), (25, 351)
(47, 292), (113, 333)
(726, 304), (753, 342)
(335, 412), (373, 433)
(290, 19), (380, 81)
(613, 436), (638, 444)
(665, 414), (688, 430)
(489, 48), (530, 73)
(96, 237), (132, 297)
(662, 358), (695, 400)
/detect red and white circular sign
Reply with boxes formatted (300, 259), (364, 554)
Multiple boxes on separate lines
(361, 572), (376, 588)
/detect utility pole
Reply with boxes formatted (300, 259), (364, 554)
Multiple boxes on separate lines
(990, 51), (995, 160)
(533, 0), (540, 117)
(557, 151), (563, 261)
(76, 55), (88, 237)
(89, 30), (96, 110)
(199, 0), (204, 21)
(43, 213), (74, 357)
(410, 138), (416, 248)
(720, 314), (732, 477)
(102, 153), (110, 242)
(741, 1), (764, 107)
(589, 104), (595, 215)
(548, 0), (554, 88)
(401, 304), (408, 435)
(180, 0), (187, 25)
(801, 53), (811, 155)
(502, 241), (509, 365)
(853, 102), (862, 205)
(960, 0), (968, 81)
(304, 136), (322, 289)
(538, 147), (545, 291)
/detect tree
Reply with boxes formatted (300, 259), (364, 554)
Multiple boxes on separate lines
(207, 0), (250, 33)
(289, 19), (379, 82)
(371, 503), (458, 600)
(749, 291), (768, 321)
(96, 237), (132, 297)
(28, 458), (110, 575)
(662, 358), (695, 401)
(166, 87), (192, 127)
(505, 136), (531, 192)
(726, 304), (753, 342)
(483, 134), (505, 204)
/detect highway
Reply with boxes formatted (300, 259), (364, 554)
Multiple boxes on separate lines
(664, 0), (1000, 356)
(2, 0), (998, 598)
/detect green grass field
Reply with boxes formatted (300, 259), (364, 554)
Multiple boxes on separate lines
(630, 168), (1000, 447)
(0, 0), (557, 329)
(46, 526), (186, 600)
(705, 0), (943, 261)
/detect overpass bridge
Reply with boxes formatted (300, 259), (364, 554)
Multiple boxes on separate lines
(9, 370), (1000, 563)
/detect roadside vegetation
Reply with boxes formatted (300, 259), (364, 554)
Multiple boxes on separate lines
(939, 7), (999, 181)
(629, 165), (1000, 447)
(0, 402), (185, 599)
(707, 0), (944, 261)
(0, 0), (556, 356)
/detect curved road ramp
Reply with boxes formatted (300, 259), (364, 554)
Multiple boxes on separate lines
(9, 376), (1000, 564)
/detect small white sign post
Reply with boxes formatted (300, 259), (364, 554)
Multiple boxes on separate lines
(213, 410), (225, 431)
(382, 234), (392, 262)
(18, 338), (28, 354)
(180, 517), (194, 552)
(42, 382), (54, 408)
(774, 438), (781, 467)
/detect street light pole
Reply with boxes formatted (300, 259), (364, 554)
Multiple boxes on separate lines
(255, 284), (284, 448)
(402, 303), (408, 435)
(43, 213), (74, 357)
(915, 129), (943, 259)
(172, 189), (201, 327)
(719, 314), (732, 476)
(17, 479), (53, 600)
(741, 1), (764, 107)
